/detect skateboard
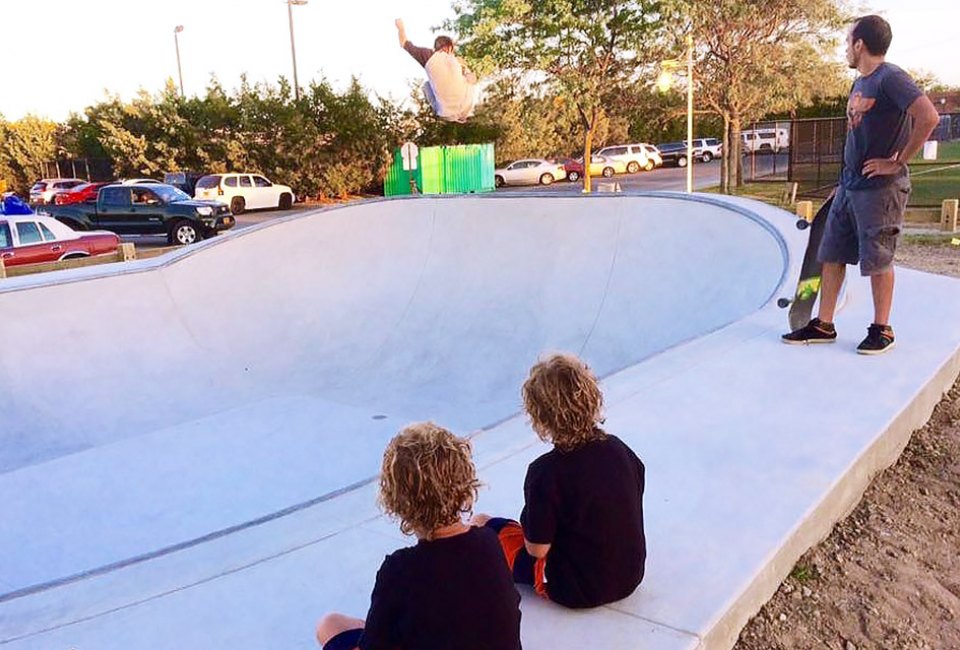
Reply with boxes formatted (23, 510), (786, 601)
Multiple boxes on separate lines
(777, 196), (834, 331)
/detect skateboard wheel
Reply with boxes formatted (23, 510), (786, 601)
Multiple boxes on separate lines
(777, 298), (791, 308)
(796, 219), (810, 230)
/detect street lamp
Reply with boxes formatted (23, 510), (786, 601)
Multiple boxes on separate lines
(286, 0), (308, 101)
(657, 35), (695, 193)
(173, 25), (185, 98)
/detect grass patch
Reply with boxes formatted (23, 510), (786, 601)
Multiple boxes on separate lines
(902, 233), (960, 246)
(912, 140), (960, 163)
(909, 163), (960, 206)
(789, 563), (820, 583)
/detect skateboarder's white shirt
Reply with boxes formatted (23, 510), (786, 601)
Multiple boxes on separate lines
(423, 51), (477, 122)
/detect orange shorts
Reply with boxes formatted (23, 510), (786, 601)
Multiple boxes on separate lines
(489, 519), (548, 599)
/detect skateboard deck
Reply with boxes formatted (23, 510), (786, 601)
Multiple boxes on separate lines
(777, 196), (834, 331)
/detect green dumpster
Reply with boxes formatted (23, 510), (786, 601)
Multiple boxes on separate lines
(384, 143), (495, 196)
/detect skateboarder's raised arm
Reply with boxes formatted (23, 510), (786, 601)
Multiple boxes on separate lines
(395, 18), (408, 49)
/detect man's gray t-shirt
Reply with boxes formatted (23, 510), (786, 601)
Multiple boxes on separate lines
(841, 62), (923, 190)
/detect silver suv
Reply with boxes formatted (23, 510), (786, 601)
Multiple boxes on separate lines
(691, 138), (722, 162)
(595, 144), (653, 173)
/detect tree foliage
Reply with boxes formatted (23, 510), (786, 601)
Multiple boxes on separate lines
(686, 0), (849, 190)
(448, 0), (677, 189)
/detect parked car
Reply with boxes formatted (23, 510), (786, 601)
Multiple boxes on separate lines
(562, 155), (627, 182)
(640, 143), (663, 168)
(53, 182), (113, 206)
(29, 178), (87, 205)
(494, 159), (566, 187)
(595, 144), (653, 173)
(657, 142), (696, 167)
(42, 183), (235, 245)
(119, 178), (164, 185)
(163, 171), (205, 196)
(691, 138), (722, 162)
(741, 128), (789, 154)
(194, 173), (296, 214)
(1, 213), (120, 268)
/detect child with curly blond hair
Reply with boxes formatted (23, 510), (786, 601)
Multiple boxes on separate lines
(316, 422), (522, 650)
(474, 353), (646, 609)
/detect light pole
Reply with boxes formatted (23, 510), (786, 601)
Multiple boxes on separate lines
(174, 25), (185, 98)
(656, 35), (695, 193)
(287, 0), (308, 101)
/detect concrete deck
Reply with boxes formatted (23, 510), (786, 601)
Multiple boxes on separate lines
(2, 193), (959, 649)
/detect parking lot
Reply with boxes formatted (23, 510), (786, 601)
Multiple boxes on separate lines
(120, 154), (789, 252)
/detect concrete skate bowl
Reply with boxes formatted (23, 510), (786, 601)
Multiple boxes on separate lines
(0, 193), (791, 614)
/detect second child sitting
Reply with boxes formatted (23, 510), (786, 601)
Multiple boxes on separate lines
(474, 353), (647, 609)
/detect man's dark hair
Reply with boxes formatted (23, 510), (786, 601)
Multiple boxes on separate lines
(852, 15), (892, 56)
(434, 35), (454, 51)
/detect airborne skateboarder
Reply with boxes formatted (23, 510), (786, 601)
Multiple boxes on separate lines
(395, 18), (478, 123)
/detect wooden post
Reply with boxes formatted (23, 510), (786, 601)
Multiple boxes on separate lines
(941, 199), (959, 233)
(795, 200), (813, 222)
(119, 242), (137, 262)
(0, 258), (6, 280)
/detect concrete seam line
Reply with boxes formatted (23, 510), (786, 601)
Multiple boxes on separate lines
(0, 476), (378, 605)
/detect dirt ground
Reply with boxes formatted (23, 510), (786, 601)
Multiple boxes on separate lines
(734, 238), (960, 650)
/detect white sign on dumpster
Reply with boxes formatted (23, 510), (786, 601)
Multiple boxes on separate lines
(923, 140), (938, 160)
(401, 142), (419, 171)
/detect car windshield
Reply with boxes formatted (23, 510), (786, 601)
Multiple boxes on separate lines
(31, 183), (46, 191)
(196, 176), (220, 189)
(151, 186), (192, 203)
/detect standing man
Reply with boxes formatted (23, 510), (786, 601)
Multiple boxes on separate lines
(395, 18), (478, 123)
(782, 14), (940, 354)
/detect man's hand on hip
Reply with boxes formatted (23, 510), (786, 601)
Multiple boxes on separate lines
(863, 153), (904, 179)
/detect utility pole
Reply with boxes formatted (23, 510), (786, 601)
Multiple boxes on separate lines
(287, 0), (308, 101)
(174, 25), (185, 97)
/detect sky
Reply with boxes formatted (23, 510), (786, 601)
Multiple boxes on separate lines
(1, 0), (957, 123)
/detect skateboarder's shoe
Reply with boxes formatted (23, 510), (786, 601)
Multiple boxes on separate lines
(857, 324), (896, 355)
(781, 318), (837, 345)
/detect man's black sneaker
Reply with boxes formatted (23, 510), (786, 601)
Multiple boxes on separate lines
(782, 318), (838, 345)
(857, 324), (896, 355)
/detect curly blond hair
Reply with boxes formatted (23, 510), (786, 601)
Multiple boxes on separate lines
(378, 422), (481, 539)
(522, 353), (606, 452)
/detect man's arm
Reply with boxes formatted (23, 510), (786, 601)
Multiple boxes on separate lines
(863, 94), (940, 179)
(395, 18), (408, 48)
(456, 56), (478, 84)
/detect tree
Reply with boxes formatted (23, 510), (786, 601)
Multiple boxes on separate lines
(0, 115), (59, 194)
(448, 0), (676, 191)
(686, 0), (848, 191)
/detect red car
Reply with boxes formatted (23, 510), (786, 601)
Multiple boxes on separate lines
(53, 182), (113, 206)
(0, 214), (120, 267)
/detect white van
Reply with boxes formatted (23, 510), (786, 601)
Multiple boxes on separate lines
(741, 128), (789, 154)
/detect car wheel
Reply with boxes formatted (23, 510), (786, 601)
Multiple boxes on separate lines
(278, 193), (293, 210)
(643, 160), (655, 171)
(760, 144), (773, 154)
(170, 220), (201, 246)
(539, 173), (554, 185)
(626, 161), (640, 174)
(602, 167), (615, 178)
(230, 196), (246, 214)
(678, 156), (688, 168)
(567, 171), (581, 182)
(495, 175), (504, 188)
(701, 152), (713, 163)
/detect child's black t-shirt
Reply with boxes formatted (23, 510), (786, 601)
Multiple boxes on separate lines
(520, 433), (646, 608)
(359, 526), (522, 650)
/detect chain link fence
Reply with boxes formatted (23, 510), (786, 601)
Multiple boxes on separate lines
(741, 113), (960, 207)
